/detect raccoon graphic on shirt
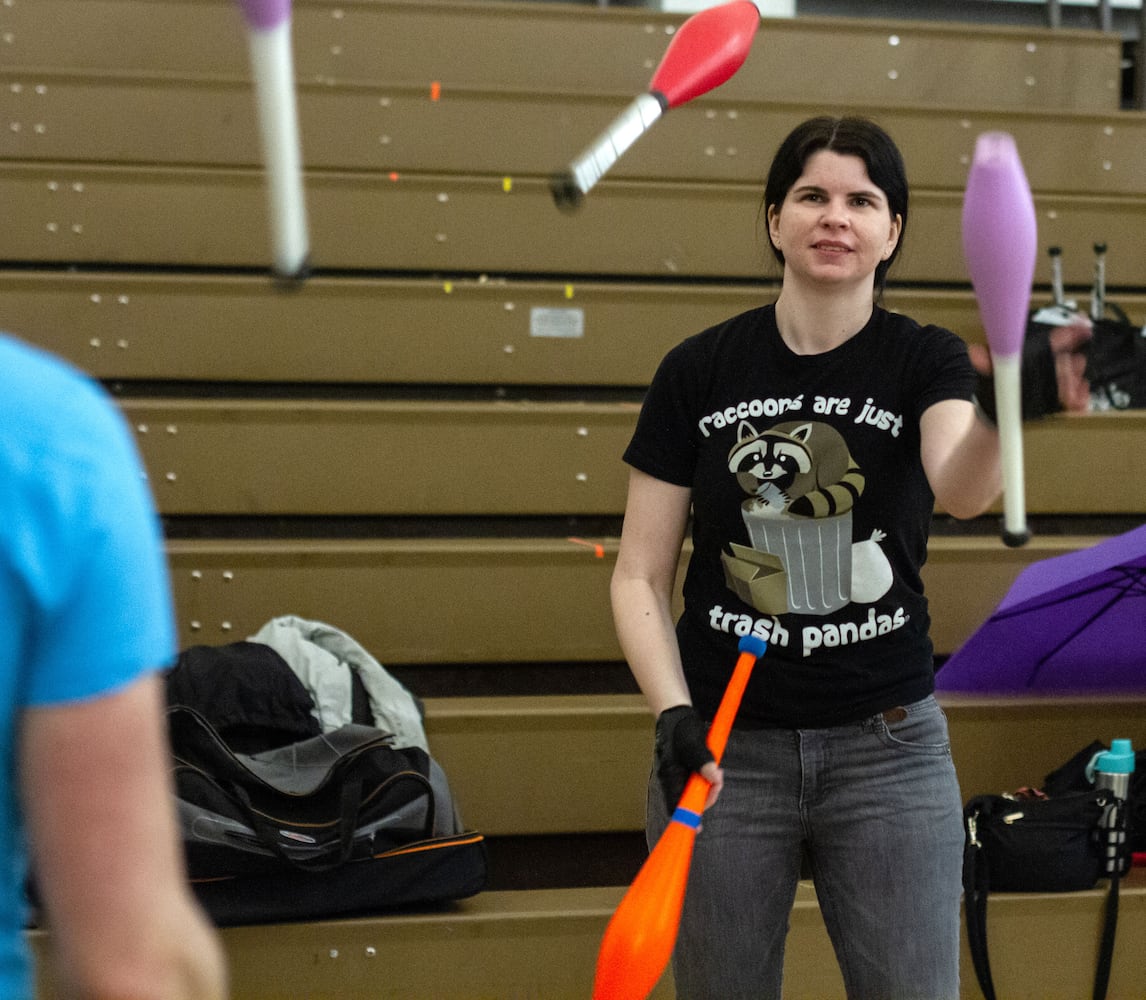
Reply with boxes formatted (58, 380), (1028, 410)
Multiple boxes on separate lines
(721, 419), (893, 617)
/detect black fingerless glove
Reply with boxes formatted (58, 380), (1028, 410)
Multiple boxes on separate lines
(654, 705), (714, 809)
(973, 323), (1063, 425)
(1088, 317), (1145, 388)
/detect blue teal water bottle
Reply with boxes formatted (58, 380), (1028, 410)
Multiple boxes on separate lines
(1089, 739), (1135, 875)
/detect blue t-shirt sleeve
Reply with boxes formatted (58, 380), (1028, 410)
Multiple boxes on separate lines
(19, 384), (175, 706)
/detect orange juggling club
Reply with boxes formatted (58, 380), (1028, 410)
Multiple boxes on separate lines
(591, 633), (768, 1000)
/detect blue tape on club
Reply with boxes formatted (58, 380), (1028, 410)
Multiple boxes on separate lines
(671, 807), (702, 830)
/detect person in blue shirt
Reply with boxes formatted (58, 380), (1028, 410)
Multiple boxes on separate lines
(0, 334), (226, 999)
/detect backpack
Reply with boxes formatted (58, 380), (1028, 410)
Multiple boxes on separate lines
(169, 705), (487, 925)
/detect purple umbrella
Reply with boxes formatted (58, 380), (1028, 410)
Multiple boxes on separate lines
(936, 522), (1146, 694)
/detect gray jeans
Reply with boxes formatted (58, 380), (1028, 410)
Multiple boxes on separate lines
(647, 695), (964, 1000)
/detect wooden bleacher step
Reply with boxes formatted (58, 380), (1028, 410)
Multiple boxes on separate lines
(29, 873), (1146, 999)
(158, 532), (1126, 666)
(2, 2), (1122, 113)
(420, 692), (1146, 835)
(3, 271), (1145, 384)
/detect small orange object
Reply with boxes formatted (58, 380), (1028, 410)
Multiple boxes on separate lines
(429, 80), (441, 101)
(568, 537), (605, 559)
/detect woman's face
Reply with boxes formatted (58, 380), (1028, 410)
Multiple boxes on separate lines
(767, 150), (902, 292)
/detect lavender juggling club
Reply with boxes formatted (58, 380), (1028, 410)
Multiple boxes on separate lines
(962, 132), (1038, 547)
(233, 0), (310, 281)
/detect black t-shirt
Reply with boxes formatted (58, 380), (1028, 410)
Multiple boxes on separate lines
(623, 303), (977, 728)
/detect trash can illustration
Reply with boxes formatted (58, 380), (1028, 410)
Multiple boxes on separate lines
(736, 507), (853, 616)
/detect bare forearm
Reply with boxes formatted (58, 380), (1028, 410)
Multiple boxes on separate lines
(922, 399), (1003, 520)
(611, 574), (691, 715)
(22, 678), (229, 1000)
(939, 415), (1002, 518)
(611, 469), (693, 714)
(57, 900), (227, 1000)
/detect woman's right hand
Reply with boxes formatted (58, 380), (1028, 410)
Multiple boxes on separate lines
(655, 705), (723, 810)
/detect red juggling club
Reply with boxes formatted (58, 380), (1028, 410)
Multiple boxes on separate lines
(591, 633), (768, 1000)
(962, 132), (1037, 547)
(233, 0), (310, 281)
(551, 0), (762, 210)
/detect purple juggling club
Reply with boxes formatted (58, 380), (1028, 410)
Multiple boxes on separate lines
(234, 0), (310, 281)
(962, 132), (1038, 547)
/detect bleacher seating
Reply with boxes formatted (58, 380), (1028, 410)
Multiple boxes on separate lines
(10, 1), (1146, 996)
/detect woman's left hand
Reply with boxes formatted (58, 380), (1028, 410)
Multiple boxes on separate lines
(968, 316), (1093, 417)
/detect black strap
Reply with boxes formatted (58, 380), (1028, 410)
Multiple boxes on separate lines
(230, 781), (362, 873)
(1093, 797), (1127, 1000)
(1092, 866), (1120, 1000)
(230, 770), (435, 873)
(963, 830), (997, 1000)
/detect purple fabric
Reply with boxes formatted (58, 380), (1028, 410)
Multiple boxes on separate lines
(234, 0), (291, 30)
(936, 523), (1146, 694)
